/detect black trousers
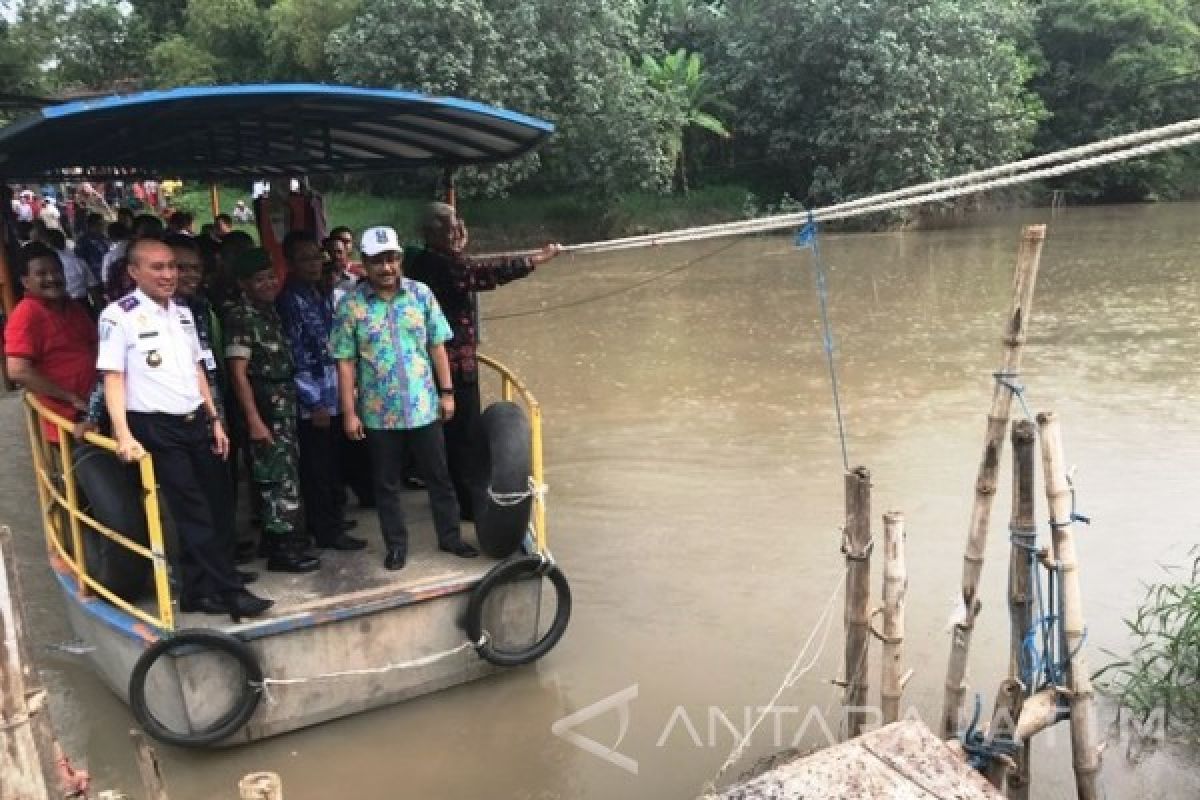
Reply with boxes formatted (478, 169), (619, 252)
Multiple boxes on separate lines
(341, 435), (376, 507)
(365, 423), (461, 556)
(126, 410), (240, 600)
(298, 416), (346, 544)
(443, 381), (482, 516)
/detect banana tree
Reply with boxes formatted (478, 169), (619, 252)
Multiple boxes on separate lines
(641, 47), (731, 192)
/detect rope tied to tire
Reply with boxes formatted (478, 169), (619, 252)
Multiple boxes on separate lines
(486, 476), (548, 508)
(251, 637), (489, 705)
(465, 554), (572, 667)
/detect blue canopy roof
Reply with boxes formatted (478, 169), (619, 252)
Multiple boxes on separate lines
(0, 84), (555, 181)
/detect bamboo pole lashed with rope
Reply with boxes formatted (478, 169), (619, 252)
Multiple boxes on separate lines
(878, 510), (908, 725)
(941, 225), (1046, 739)
(841, 466), (872, 739)
(1036, 412), (1102, 799)
(994, 419), (1038, 798)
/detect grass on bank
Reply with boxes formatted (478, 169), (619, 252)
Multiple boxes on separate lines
(171, 183), (756, 249)
(1094, 549), (1200, 743)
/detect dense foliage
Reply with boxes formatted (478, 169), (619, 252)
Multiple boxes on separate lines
(2, 0), (1197, 204)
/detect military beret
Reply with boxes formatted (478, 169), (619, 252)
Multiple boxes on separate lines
(233, 247), (273, 279)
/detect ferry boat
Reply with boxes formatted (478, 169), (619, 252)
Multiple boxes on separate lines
(0, 85), (571, 747)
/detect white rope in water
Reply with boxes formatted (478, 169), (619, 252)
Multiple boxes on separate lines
(704, 567), (848, 792)
(253, 637), (485, 704)
(566, 118), (1200, 255)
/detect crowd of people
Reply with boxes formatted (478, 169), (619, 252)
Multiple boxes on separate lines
(3, 185), (562, 622)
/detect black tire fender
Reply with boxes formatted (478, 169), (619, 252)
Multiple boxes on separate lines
(73, 443), (152, 602)
(465, 555), (571, 667)
(472, 402), (533, 559)
(128, 629), (262, 747)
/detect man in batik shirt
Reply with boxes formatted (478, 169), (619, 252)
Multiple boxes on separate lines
(332, 225), (478, 571)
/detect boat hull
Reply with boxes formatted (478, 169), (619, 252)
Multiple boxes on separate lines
(59, 569), (542, 744)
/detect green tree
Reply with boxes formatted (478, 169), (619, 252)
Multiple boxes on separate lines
(640, 48), (731, 192)
(716, 0), (1042, 208)
(329, 0), (674, 198)
(1034, 0), (1200, 200)
(146, 0), (271, 87)
(266, 0), (360, 81)
(54, 2), (151, 91)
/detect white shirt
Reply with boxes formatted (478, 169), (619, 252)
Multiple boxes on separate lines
(58, 247), (97, 299)
(96, 289), (204, 414)
(101, 240), (129, 285)
(38, 204), (61, 229)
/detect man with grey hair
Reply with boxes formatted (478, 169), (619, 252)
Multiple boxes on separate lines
(404, 202), (561, 520)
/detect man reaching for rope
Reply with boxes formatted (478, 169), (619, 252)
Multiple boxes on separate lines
(404, 203), (561, 520)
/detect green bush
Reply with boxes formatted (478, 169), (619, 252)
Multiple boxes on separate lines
(1095, 549), (1200, 742)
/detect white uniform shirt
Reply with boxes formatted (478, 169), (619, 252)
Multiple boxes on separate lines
(58, 247), (97, 300)
(96, 289), (205, 414)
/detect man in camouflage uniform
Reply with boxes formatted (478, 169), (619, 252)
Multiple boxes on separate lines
(224, 247), (320, 574)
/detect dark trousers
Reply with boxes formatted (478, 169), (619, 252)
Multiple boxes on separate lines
(341, 435), (376, 507)
(298, 416), (346, 544)
(444, 381), (482, 516)
(365, 423), (461, 556)
(126, 410), (239, 600)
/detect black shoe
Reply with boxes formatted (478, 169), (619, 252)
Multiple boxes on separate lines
(317, 534), (367, 551)
(402, 476), (425, 490)
(235, 541), (258, 565)
(383, 547), (406, 571)
(236, 569), (259, 585)
(439, 541), (479, 558)
(266, 547), (321, 573)
(341, 519), (359, 531)
(181, 590), (273, 623)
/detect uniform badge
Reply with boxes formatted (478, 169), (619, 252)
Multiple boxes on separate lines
(146, 350), (163, 367)
(118, 294), (140, 312)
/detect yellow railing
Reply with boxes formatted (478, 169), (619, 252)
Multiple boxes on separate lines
(477, 353), (548, 555)
(23, 394), (175, 631)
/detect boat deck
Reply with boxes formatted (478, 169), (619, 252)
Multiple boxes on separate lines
(144, 488), (494, 638)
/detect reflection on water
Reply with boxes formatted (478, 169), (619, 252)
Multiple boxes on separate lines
(4, 203), (1200, 798)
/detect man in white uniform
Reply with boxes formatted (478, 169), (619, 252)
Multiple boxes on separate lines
(97, 238), (271, 621)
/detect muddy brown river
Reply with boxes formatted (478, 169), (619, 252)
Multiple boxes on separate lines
(3, 203), (1199, 798)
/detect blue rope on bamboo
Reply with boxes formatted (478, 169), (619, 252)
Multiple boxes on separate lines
(960, 694), (1021, 771)
(796, 211), (850, 472)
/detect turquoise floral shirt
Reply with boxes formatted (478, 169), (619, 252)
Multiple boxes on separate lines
(330, 278), (453, 430)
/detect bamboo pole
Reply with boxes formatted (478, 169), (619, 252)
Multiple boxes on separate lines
(1015, 686), (1065, 741)
(983, 678), (1024, 790)
(1, 525), (60, 800)
(942, 225), (1046, 738)
(1036, 412), (1101, 800)
(996, 419), (1038, 798)
(879, 511), (907, 725)
(238, 772), (283, 800)
(842, 466), (872, 739)
(131, 729), (171, 800)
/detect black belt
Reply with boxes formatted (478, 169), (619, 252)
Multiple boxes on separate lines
(127, 407), (206, 422)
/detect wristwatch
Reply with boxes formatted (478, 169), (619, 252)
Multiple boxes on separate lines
(438, 387), (454, 396)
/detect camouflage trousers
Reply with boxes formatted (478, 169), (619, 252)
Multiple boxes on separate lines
(250, 416), (301, 538)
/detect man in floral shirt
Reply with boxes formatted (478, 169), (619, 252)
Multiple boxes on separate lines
(332, 226), (479, 571)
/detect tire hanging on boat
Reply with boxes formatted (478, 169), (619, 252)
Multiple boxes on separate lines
(465, 555), (571, 667)
(471, 401), (534, 559)
(72, 443), (152, 602)
(128, 629), (262, 747)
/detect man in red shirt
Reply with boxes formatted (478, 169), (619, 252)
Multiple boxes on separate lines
(4, 242), (98, 442)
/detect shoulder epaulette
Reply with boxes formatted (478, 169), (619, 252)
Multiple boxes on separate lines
(117, 294), (139, 312)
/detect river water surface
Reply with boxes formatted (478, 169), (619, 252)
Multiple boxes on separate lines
(4, 203), (1200, 798)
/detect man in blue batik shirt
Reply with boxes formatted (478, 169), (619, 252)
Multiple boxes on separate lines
(276, 231), (366, 551)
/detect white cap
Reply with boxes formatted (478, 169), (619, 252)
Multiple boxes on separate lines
(361, 226), (401, 257)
